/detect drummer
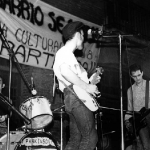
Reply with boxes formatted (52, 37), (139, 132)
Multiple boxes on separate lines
(0, 76), (8, 137)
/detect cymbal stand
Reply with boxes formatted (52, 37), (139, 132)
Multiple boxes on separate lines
(0, 93), (31, 124)
(0, 29), (33, 93)
(52, 88), (65, 150)
(0, 27), (32, 150)
(0, 28), (14, 150)
(53, 106), (65, 150)
(7, 44), (12, 150)
(60, 108), (63, 150)
(59, 93), (64, 150)
(53, 73), (65, 150)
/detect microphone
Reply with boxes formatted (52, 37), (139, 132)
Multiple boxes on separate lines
(87, 26), (103, 40)
(87, 29), (103, 36)
(31, 77), (37, 96)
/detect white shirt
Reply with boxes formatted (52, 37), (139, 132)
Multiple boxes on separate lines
(53, 46), (89, 92)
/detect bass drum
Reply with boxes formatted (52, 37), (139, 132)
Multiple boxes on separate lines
(0, 131), (59, 150)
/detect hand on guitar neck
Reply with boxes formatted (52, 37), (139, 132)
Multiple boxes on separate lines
(89, 66), (104, 85)
(73, 67), (104, 111)
(88, 67), (103, 97)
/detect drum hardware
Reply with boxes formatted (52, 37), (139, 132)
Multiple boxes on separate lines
(0, 93), (31, 125)
(16, 125), (28, 132)
(16, 125), (45, 133)
(53, 92), (67, 150)
(0, 29), (37, 150)
(95, 108), (105, 150)
(53, 108), (67, 150)
(53, 110), (68, 120)
(0, 131), (60, 150)
(0, 27), (57, 149)
(60, 108), (64, 150)
(53, 104), (65, 112)
(103, 130), (116, 136)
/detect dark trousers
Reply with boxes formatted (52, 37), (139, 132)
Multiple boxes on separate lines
(139, 114), (150, 150)
(63, 86), (98, 150)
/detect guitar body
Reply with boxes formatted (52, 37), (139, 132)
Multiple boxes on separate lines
(72, 67), (103, 112)
(125, 107), (150, 147)
(73, 85), (99, 111)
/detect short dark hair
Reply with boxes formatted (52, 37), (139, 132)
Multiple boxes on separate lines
(129, 63), (143, 75)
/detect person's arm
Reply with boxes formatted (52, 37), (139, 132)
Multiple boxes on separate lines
(125, 88), (133, 128)
(60, 63), (99, 96)
(89, 73), (101, 85)
(127, 87), (133, 111)
(89, 67), (103, 85)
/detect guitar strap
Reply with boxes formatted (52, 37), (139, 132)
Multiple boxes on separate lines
(145, 80), (149, 109)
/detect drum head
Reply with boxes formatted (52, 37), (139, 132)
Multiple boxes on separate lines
(15, 131), (59, 150)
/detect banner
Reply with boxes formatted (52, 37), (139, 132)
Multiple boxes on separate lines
(0, 0), (101, 72)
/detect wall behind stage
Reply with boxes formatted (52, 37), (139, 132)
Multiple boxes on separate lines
(0, 0), (105, 132)
(41, 0), (105, 25)
(0, 0), (105, 146)
(0, 0), (103, 105)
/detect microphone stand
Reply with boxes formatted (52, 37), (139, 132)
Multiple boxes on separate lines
(6, 44), (12, 150)
(98, 33), (133, 150)
(0, 28), (32, 150)
(119, 34), (124, 150)
(0, 31), (32, 93)
(0, 93), (31, 125)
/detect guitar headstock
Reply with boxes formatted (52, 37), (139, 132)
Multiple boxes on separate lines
(96, 66), (104, 75)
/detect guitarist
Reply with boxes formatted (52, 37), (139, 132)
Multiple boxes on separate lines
(125, 64), (150, 150)
(53, 21), (101, 150)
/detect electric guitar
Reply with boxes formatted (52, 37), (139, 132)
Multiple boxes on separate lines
(73, 67), (104, 111)
(125, 107), (150, 147)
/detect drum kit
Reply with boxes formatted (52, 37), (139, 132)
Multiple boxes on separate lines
(0, 94), (67, 150)
(0, 30), (68, 150)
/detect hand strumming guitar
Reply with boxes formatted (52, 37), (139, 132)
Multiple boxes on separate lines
(86, 84), (100, 97)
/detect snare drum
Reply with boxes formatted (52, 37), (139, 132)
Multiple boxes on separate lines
(0, 131), (59, 150)
(20, 96), (53, 130)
